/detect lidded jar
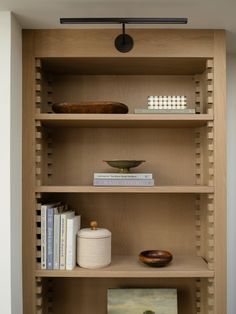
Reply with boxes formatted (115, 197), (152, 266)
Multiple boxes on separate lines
(77, 221), (111, 269)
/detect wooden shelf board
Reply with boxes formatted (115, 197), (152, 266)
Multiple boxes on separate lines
(35, 113), (213, 128)
(35, 185), (214, 193)
(35, 255), (214, 278)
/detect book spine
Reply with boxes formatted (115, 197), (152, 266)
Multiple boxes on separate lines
(41, 206), (47, 269)
(93, 179), (154, 186)
(66, 216), (81, 270)
(53, 214), (60, 270)
(60, 214), (66, 270)
(94, 173), (153, 179)
(66, 219), (74, 270)
(47, 207), (54, 270)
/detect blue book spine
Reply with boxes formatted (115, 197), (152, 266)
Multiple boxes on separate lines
(47, 207), (54, 270)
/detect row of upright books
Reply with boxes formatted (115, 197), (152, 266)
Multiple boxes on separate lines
(93, 173), (155, 186)
(41, 202), (80, 270)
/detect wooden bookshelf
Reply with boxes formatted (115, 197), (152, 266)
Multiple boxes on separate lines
(36, 255), (214, 278)
(35, 185), (214, 194)
(35, 113), (213, 128)
(23, 29), (226, 314)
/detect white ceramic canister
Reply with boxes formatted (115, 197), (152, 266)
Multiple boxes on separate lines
(77, 221), (111, 269)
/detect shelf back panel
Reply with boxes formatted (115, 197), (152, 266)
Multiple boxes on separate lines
(52, 277), (197, 314)
(43, 127), (195, 186)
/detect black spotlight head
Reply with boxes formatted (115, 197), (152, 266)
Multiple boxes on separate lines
(115, 33), (134, 53)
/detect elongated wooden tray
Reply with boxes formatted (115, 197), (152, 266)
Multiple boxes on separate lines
(52, 102), (129, 114)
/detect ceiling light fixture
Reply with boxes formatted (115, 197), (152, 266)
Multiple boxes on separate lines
(60, 18), (188, 53)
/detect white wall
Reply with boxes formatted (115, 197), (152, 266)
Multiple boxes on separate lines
(0, 11), (22, 314)
(227, 53), (236, 314)
(10, 13), (22, 314)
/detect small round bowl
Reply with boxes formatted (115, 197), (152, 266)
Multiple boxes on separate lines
(139, 250), (173, 267)
(103, 160), (145, 173)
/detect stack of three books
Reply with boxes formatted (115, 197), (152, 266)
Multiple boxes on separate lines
(93, 173), (154, 186)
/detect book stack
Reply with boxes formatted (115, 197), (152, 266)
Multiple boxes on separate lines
(93, 173), (154, 186)
(41, 202), (81, 271)
(135, 95), (195, 114)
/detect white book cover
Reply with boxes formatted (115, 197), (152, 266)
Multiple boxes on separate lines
(66, 215), (81, 270)
(94, 173), (153, 179)
(41, 202), (60, 270)
(53, 213), (61, 270)
(60, 211), (75, 270)
(41, 205), (47, 270)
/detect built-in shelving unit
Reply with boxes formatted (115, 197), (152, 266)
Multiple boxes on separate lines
(23, 29), (226, 314)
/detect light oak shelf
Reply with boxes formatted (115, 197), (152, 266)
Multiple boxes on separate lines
(35, 255), (213, 278)
(35, 113), (213, 128)
(35, 185), (214, 194)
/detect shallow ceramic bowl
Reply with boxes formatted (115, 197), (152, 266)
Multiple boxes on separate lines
(139, 250), (173, 267)
(104, 160), (145, 173)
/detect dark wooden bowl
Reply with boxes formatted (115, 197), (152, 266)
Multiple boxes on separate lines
(52, 102), (129, 114)
(139, 250), (173, 267)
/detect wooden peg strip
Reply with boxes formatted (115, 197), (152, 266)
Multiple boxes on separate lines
(36, 96), (42, 104)
(208, 227), (214, 236)
(36, 155), (42, 163)
(208, 297), (214, 307)
(208, 84), (213, 92)
(208, 239), (214, 247)
(36, 143), (42, 151)
(36, 72), (42, 80)
(36, 179), (42, 186)
(207, 108), (213, 115)
(208, 143), (214, 151)
(36, 251), (41, 259)
(208, 96), (213, 104)
(208, 155), (214, 163)
(206, 278), (215, 312)
(208, 168), (214, 176)
(36, 285), (43, 294)
(207, 59), (214, 69)
(207, 72), (213, 81)
(36, 192), (42, 199)
(194, 75), (202, 114)
(36, 239), (41, 247)
(208, 215), (214, 223)
(208, 194), (214, 200)
(208, 285), (214, 295)
(36, 84), (42, 92)
(35, 59), (41, 69)
(35, 121), (42, 128)
(36, 277), (42, 283)
(195, 279), (201, 313)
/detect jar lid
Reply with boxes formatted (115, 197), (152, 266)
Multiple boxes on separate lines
(77, 221), (111, 239)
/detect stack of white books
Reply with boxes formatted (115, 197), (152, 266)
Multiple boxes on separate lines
(93, 173), (154, 186)
(41, 202), (81, 271)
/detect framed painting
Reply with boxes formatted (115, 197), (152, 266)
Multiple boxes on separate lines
(108, 288), (178, 314)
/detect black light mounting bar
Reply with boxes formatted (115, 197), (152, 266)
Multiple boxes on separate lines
(60, 18), (188, 53)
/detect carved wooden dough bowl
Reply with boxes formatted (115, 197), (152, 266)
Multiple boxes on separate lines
(52, 102), (129, 114)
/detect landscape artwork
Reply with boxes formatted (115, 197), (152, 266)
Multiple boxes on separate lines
(107, 288), (178, 314)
